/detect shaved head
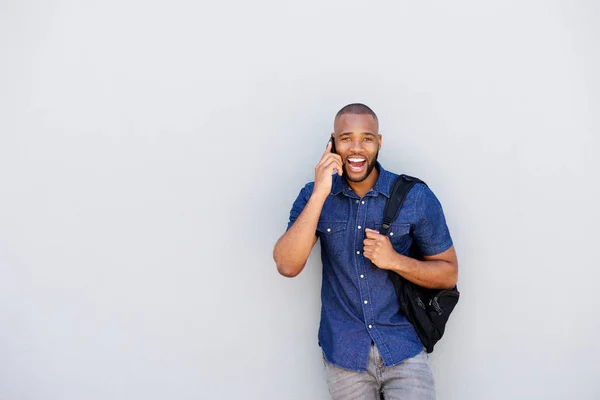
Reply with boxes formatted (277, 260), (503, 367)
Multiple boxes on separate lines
(335, 103), (378, 123)
(334, 103), (379, 134)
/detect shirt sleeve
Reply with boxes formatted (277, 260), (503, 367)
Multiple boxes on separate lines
(286, 183), (314, 231)
(412, 184), (453, 256)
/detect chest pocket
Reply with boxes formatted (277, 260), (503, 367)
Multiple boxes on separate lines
(316, 221), (348, 256)
(374, 222), (412, 255)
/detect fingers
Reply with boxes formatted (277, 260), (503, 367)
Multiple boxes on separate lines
(363, 230), (394, 269)
(363, 231), (387, 251)
(331, 159), (343, 176)
(363, 238), (379, 247)
(364, 228), (381, 239)
(363, 245), (377, 260)
(318, 156), (343, 176)
(323, 140), (333, 156)
(320, 151), (342, 165)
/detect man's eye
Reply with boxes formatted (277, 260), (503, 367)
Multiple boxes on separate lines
(342, 137), (351, 141)
(364, 137), (372, 141)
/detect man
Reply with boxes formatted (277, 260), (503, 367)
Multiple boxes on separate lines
(273, 103), (458, 400)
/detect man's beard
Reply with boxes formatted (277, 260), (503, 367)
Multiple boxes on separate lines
(342, 150), (379, 183)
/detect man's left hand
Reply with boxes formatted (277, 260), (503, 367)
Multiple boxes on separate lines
(363, 228), (397, 270)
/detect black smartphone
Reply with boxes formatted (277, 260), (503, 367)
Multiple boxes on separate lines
(329, 137), (339, 175)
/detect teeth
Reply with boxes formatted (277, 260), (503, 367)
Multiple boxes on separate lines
(348, 158), (366, 162)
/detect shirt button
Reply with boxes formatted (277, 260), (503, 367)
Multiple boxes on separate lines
(360, 274), (364, 278)
(358, 225), (362, 229)
(364, 300), (368, 304)
(362, 201), (365, 204)
(327, 228), (331, 232)
(368, 325), (373, 329)
(356, 251), (360, 255)
(390, 232), (394, 236)
(355, 200), (359, 204)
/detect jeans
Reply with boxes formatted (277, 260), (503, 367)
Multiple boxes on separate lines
(323, 344), (436, 400)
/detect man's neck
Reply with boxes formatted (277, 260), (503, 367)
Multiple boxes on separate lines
(347, 168), (380, 198)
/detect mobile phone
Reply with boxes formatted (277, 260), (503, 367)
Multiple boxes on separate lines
(329, 137), (339, 175)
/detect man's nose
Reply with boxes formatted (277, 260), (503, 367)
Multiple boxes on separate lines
(352, 139), (364, 151)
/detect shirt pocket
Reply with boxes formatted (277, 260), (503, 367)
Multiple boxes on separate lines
(374, 222), (412, 255)
(316, 221), (348, 256)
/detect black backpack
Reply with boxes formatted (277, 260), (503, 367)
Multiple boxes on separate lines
(379, 174), (460, 353)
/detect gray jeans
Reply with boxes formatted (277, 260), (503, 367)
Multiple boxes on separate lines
(322, 344), (436, 400)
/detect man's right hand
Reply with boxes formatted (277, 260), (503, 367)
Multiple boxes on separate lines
(274, 140), (341, 277)
(313, 140), (343, 200)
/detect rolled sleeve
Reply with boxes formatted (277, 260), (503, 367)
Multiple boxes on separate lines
(286, 183), (314, 231)
(412, 184), (453, 256)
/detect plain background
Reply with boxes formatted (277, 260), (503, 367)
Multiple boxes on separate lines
(1, 0), (599, 399)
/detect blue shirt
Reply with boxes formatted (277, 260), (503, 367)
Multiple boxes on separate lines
(286, 163), (453, 372)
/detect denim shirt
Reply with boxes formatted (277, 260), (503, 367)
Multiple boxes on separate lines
(286, 163), (453, 372)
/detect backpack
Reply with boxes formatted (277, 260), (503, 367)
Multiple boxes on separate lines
(380, 174), (460, 353)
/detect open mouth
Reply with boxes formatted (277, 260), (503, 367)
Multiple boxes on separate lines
(347, 157), (367, 173)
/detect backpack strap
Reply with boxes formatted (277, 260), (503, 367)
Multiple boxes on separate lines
(380, 175), (426, 236)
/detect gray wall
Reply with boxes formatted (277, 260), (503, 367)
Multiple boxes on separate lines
(1, 1), (599, 399)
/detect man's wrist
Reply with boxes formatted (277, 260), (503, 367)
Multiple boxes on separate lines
(390, 252), (411, 273)
(309, 191), (329, 204)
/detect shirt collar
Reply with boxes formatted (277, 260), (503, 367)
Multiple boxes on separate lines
(330, 162), (395, 198)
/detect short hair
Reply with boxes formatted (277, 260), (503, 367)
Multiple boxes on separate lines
(335, 103), (378, 121)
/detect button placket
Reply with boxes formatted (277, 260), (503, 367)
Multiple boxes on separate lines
(355, 195), (371, 327)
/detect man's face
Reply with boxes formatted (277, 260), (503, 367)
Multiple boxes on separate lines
(333, 114), (381, 183)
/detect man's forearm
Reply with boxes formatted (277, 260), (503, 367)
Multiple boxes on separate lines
(273, 193), (327, 277)
(388, 253), (458, 289)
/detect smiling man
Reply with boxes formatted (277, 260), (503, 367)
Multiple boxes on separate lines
(273, 103), (457, 400)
